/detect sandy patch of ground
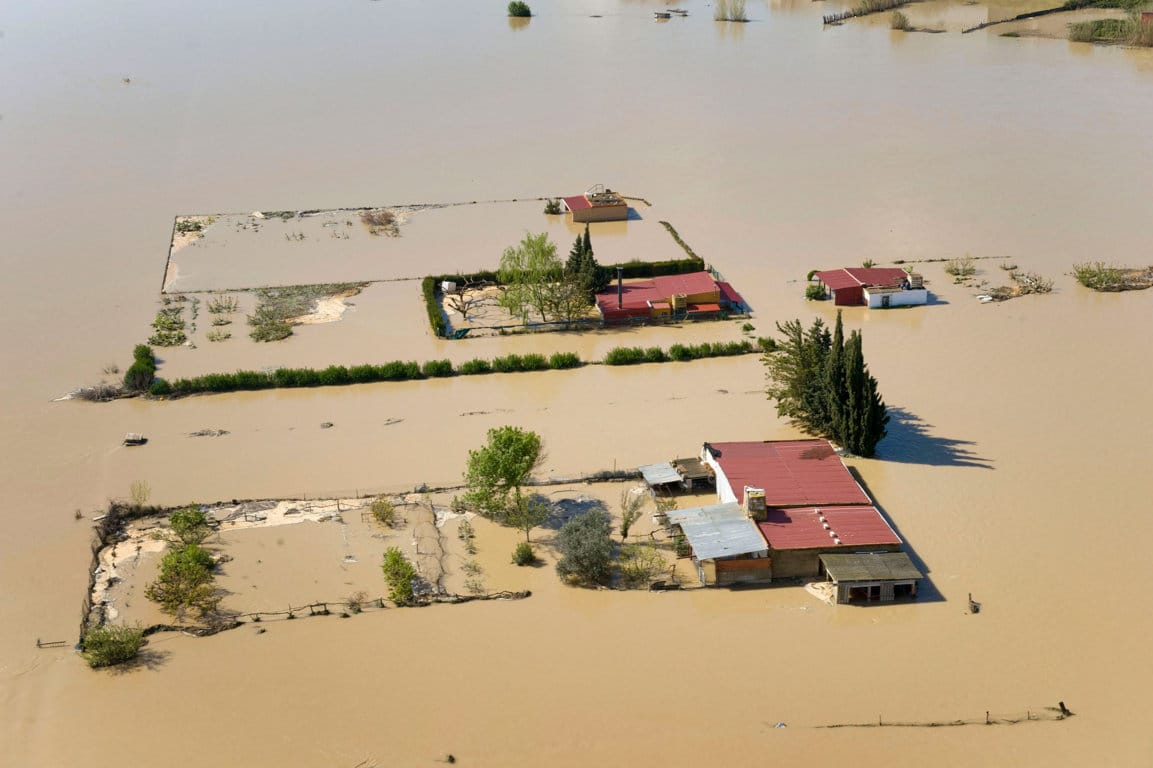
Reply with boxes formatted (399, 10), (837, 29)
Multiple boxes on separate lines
(289, 290), (360, 325)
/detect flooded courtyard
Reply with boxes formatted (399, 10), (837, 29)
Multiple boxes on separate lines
(2, 0), (1152, 765)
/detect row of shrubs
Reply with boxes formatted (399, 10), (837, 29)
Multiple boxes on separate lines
(149, 351), (587, 396)
(420, 259), (704, 338)
(146, 340), (761, 398)
(603, 340), (764, 365)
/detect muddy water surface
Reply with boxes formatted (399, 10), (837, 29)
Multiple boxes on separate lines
(3, 0), (1153, 765)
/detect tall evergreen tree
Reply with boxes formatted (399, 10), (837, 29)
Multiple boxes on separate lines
(841, 331), (888, 457)
(764, 317), (831, 435)
(823, 310), (848, 443)
(582, 224), (593, 260)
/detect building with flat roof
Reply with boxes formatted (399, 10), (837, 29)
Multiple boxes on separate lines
(819, 552), (923, 604)
(562, 185), (629, 223)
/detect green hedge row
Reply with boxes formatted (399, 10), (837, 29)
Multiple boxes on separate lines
(604, 340), (760, 366)
(145, 339), (762, 398)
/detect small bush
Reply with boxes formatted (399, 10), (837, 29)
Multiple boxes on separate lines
(555, 510), (613, 586)
(741, 323), (755, 332)
(123, 360), (156, 392)
(618, 543), (667, 588)
(508, 0), (532, 17)
(459, 358), (493, 375)
(805, 283), (827, 301)
(491, 354), (524, 373)
(890, 10), (910, 29)
(668, 344), (692, 362)
(133, 344), (154, 363)
(422, 359), (455, 378)
(548, 352), (581, 369)
(81, 623), (145, 668)
(1072, 261), (1126, 290)
(944, 256), (976, 277)
(543, 198), (561, 214)
(520, 353), (549, 371)
(604, 346), (647, 366)
(169, 506), (211, 545)
(382, 547), (418, 606)
(512, 541), (537, 566)
(643, 346), (667, 363)
(371, 497), (397, 527)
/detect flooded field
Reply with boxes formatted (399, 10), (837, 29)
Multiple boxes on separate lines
(2, 0), (1153, 766)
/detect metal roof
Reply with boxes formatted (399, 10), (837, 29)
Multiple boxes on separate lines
(667, 502), (767, 561)
(639, 462), (681, 487)
(819, 552), (922, 583)
(757, 505), (901, 550)
(705, 440), (872, 507)
(814, 268), (909, 291)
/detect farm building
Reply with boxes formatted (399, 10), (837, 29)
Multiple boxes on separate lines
(639, 457), (714, 494)
(694, 439), (913, 585)
(595, 271), (744, 325)
(664, 502), (772, 587)
(819, 552), (922, 604)
(562, 185), (629, 223)
(812, 267), (928, 308)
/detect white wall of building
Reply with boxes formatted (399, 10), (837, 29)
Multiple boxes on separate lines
(701, 447), (737, 504)
(864, 288), (928, 308)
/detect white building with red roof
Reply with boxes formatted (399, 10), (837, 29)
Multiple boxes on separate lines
(813, 267), (928, 307)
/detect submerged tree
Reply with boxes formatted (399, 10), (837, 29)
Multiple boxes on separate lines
(463, 426), (545, 523)
(498, 232), (561, 322)
(555, 509), (613, 586)
(144, 544), (220, 620)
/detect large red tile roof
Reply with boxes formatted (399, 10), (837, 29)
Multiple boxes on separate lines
(705, 439), (871, 507)
(757, 505), (901, 550)
(562, 195), (591, 211)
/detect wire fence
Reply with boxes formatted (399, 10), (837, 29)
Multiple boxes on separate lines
(817, 705), (1073, 729)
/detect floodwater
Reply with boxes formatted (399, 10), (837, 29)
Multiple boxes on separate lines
(2, 0), (1153, 765)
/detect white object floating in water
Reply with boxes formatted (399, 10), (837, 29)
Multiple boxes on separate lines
(976, 295), (994, 303)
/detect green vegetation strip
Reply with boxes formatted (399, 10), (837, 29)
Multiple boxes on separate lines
(145, 342), (764, 398)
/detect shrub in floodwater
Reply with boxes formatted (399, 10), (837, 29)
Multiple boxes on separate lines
(543, 198), (561, 214)
(805, 283), (827, 301)
(422, 359), (455, 378)
(714, 0), (748, 21)
(459, 358), (493, 375)
(643, 347), (668, 364)
(548, 351), (581, 369)
(512, 541), (537, 566)
(944, 256), (976, 277)
(370, 496), (397, 527)
(603, 346), (647, 366)
(381, 547), (418, 606)
(81, 623), (145, 668)
(890, 10), (910, 29)
(508, 0), (532, 17)
(520, 353), (549, 371)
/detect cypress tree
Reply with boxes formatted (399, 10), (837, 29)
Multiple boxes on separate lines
(842, 331), (888, 457)
(582, 224), (593, 260)
(823, 310), (848, 443)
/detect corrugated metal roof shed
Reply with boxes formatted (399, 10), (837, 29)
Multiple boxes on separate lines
(667, 502), (767, 562)
(706, 439), (871, 507)
(757, 505), (901, 550)
(639, 462), (681, 487)
(820, 552), (922, 582)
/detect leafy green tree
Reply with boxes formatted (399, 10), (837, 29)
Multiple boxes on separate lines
(555, 509), (613, 586)
(144, 544), (220, 620)
(381, 547), (418, 605)
(463, 426), (544, 521)
(81, 623), (146, 668)
(508, 0), (532, 17)
(498, 232), (561, 322)
(505, 495), (551, 541)
(168, 506), (211, 545)
(619, 488), (645, 540)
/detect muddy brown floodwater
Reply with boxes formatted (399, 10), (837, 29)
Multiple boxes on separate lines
(2, 0), (1153, 765)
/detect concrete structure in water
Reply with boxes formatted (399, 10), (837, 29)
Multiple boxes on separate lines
(661, 439), (922, 602)
(813, 267), (928, 308)
(562, 184), (629, 223)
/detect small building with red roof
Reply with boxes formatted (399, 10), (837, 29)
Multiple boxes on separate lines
(562, 185), (629, 223)
(813, 267), (928, 308)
